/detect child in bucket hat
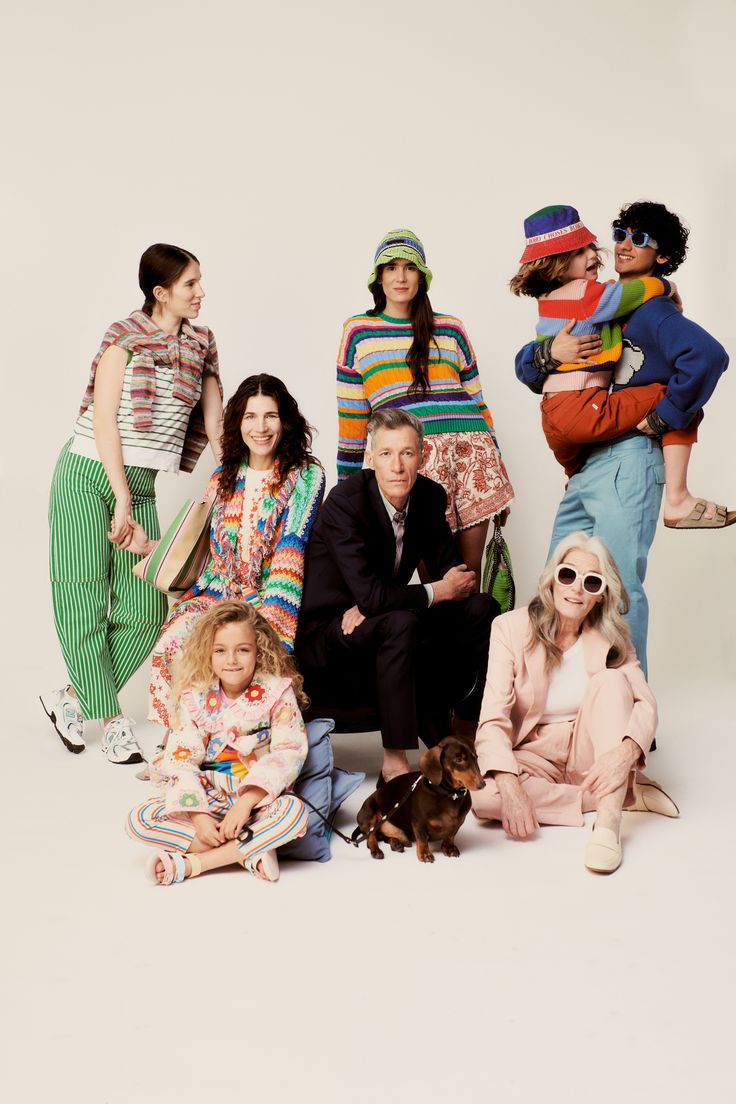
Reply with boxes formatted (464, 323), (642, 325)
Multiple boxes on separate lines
(511, 204), (731, 528)
(335, 226), (515, 583)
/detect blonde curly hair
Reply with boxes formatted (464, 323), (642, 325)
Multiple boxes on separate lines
(170, 600), (308, 720)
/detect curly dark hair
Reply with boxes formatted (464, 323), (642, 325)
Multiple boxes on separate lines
(367, 268), (437, 395)
(218, 374), (319, 499)
(613, 201), (689, 276)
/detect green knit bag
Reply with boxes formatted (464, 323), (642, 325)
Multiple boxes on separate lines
(482, 520), (515, 613)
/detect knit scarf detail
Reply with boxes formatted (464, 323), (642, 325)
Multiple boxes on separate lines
(80, 309), (213, 430)
(209, 460), (301, 595)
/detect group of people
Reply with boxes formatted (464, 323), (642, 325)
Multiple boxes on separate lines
(41, 203), (730, 880)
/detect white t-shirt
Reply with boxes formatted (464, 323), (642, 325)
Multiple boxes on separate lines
(540, 637), (588, 723)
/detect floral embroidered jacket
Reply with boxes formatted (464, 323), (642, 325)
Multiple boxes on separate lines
(152, 673), (307, 815)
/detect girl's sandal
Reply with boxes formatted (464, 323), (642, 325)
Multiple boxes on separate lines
(242, 850), (280, 883)
(145, 850), (203, 886)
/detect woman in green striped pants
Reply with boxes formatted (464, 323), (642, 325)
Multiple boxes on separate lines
(42, 243), (223, 764)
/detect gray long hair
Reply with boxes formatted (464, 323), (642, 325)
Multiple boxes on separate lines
(527, 532), (632, 671)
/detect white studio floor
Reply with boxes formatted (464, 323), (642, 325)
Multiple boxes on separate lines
(6, 690), (735, 1104)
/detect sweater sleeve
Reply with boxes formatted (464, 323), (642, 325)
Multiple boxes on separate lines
(454, 321), (496, 434)
(259, 464), (326, 651)
(653, 313), (729, 429)
(515, 340), (546, 394)
(238, 684), (308, 805)
(539, 278), (669, 326)
(336, 320), (371, 480)
(154, 694), (210, 815)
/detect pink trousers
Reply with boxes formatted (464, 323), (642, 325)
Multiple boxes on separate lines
(472, 668), (645, 828)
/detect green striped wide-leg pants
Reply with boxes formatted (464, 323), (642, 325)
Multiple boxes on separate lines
(48, 440), (169, 720)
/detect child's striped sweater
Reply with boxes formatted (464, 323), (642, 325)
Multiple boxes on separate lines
(536, 277), (670, 390)
(336, 312), (497, 480)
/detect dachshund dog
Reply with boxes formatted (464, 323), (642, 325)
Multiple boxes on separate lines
(356, 736), (485, 863)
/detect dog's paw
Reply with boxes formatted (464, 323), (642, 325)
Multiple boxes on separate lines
(417, 850), (434, 863)
(369, 848), (384, 860)
(390, 839), (405, 852)
(442, 842), (460, 858)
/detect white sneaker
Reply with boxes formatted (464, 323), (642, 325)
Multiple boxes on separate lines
(101, 716), (144, 765)
(40, 687), (85, 754)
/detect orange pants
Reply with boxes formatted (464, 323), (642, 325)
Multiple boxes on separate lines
(541, 384), (699, 477)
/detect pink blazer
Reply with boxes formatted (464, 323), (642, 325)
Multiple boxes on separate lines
(476, 607), (657, 776)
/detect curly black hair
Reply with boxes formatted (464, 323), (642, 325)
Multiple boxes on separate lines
(613, 201), (689, 276)
(218, 374), (320, 499)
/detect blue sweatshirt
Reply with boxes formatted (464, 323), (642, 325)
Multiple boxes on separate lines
(516, 297), (729, 430)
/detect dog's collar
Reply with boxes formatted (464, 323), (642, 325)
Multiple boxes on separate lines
(422, 778), (468, 802)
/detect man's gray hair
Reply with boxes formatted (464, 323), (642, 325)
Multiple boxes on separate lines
(366, 407), (424, 450)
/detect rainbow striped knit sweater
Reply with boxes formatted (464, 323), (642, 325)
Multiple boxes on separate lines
(336, 312), (497, 480)
(536, 276), (670, 385)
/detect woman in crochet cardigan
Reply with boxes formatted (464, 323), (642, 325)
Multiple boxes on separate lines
(129, 374), (325, 732)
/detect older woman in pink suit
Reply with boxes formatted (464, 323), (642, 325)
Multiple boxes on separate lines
(472, 532), (678, 873)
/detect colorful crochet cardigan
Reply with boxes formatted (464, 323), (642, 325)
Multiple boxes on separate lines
(80, 310), (222, 473)
(169, 459), (325, 651)
(336, 312), (497, 480)
(536, 276), (670, 379)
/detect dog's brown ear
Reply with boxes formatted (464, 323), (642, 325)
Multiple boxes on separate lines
(418, 745), (443, 785)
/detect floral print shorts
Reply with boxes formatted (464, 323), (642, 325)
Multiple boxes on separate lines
(420, 430), (514, 533)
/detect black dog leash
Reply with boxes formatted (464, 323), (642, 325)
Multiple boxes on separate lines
(280, 776), (424, 849)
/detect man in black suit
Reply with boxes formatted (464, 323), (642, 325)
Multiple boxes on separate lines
(295, 408), (497, 781)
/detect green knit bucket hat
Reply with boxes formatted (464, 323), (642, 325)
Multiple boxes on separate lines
(367, 228), (433, 291)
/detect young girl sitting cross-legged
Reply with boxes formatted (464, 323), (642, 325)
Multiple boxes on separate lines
(127, 600), (308, 885)
(511, 204), (729, 528)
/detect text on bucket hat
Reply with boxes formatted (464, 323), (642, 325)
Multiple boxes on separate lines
(519, 205), (596, 263)
(368, 228), (433, 291)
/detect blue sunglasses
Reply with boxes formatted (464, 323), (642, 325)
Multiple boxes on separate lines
(612, 227), (659, 250)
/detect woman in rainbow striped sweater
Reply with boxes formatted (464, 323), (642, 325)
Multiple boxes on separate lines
(128, 374), (325, 732)
(336, 228), (514, 584)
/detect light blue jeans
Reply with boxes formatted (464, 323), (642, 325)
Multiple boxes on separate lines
(548, 437), (665, 678)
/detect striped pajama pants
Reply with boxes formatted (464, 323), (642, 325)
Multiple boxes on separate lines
(127, 788), (308, 865)
(48, 440), (168, 720)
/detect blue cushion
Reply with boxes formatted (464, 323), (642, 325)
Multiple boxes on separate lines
(279, 718), (365, 862)
(279, 718), (334, 862)
(330, 766), (365, 815)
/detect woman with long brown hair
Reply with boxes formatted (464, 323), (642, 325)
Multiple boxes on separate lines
(41, 243), (223, 765)
(130, 373), (325, 732)
(336, 228), (514, 582)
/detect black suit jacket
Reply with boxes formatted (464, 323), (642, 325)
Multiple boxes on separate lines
(298, 470), (460, 630)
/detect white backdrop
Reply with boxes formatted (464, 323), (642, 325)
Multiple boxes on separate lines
(4, 6), (736, 1104)
(4, 0), (735, 714)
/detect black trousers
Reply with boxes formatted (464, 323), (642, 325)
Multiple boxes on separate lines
(296, 593), (497, 749)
